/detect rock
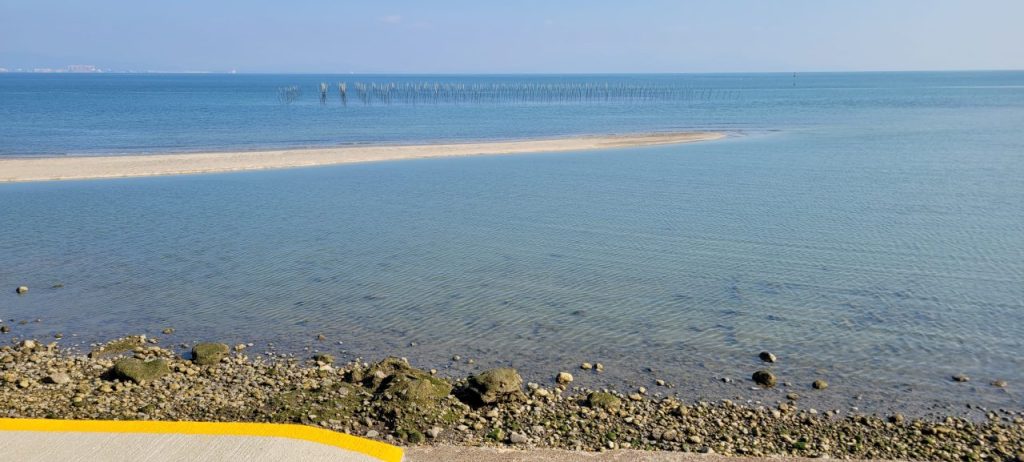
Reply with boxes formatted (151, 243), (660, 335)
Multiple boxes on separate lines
(192, 342), (230, 365)
(316, 334), (326, 341)
(594, 363), (604, 372)
(752, 370), (776, 388)
(556, 372), (573, 384)
(991, 380), (1008, 388)
(509, 432), (529, 444)
(580, 362), (593, 370)
(399, 428), (425, 444)
(687, 435), (703, 444)
(233, 343), (246, 351)
(45, 373), (71, 385)
(111, 358), (170, 384)
(426, 427), (442, 439)
(812, 379), (829, 390)
(0, 325), (8, 333)
(312, 353), (335, 364)
(16, 286), (28, 294)
(661, 429), (678, 441)
(656, 379), (666, 386)
(952, 374), (970, 382)
(20, 340), (37, 350)
(586, 391), (622, 411)
(161, 328), (175, 335)
(365, 430), (379, 439)
(88, 335), (147, 358)
(889, 413), (905, 424)
(461, 368), (524, 405)
(759, 351), (777, 363)
(786, 392), (800, 400)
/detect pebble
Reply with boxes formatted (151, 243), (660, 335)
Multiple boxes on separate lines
(655, 379), (666, 386)
(45, 373), (71, 385)
(992, 380), (1008, 388)
(759, 351), (777, 363)
(427, 427), (442, 438)
(556, 372), (573, 384)
(812, 380), (829, 390)
(952, 374), (970, 383)
(580, 362), (593, 370)
(16, 286), (29, 294)
(787, 392), (800, 400)
(594, 363), (604, 372)
(509, 432), (529, 444)
(162, 328), (175, 335)
(365, 430), (379, 438)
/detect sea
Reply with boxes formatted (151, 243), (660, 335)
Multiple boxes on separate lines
(1, 72), (1022, 416)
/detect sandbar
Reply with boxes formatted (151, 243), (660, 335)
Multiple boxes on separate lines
(0, 132), (724, 183)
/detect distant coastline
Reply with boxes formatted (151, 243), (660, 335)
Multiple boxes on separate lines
(0, 132), (724, 183)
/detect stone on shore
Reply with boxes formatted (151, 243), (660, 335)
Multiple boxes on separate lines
(45, 373), (72, 385)
(813, 379), (829, 390)
(752, 370), (776, 388)
(556, 372), (573, 385)
(586, 391), (622, 412)
(192, 342), (230, 365)
(111, 358), (170, 384)
(759, 351), (777, 363)
(461, 368), (524, 405)
(952, 374), (970, 383)
(16, 286), (29, 294)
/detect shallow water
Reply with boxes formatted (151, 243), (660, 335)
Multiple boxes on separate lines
(1, 72), (1023, 416)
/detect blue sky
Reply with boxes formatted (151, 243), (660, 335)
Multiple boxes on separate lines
(1, 0), (1022, 73)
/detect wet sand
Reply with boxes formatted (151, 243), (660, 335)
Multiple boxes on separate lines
(0, 132), (724, 183)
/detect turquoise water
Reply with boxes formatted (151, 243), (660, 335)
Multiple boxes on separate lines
(1, 72), (1023, 415)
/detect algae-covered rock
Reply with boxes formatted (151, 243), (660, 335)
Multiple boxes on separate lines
(752, 370), (776, 388)
(586, 391), (622, 412)
(192, 342), (230, 365)
(89, 335), (146, 358)
(460, 368), (524, 406)
(111, 358), (169, 384)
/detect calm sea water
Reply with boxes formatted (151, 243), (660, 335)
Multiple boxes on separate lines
(1, 72), (1022, 415)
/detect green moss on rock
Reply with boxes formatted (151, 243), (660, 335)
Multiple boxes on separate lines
(192, 342), (230, 365)
(111, 358), (169, 384)
(586, 391), (622, 412)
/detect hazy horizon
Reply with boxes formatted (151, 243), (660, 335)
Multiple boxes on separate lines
(2, 0), (1023, 74)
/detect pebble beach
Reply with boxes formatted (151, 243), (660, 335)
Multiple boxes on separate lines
(1, 332), (1021, 461)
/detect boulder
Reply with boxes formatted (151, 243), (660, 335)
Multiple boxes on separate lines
(192, 342), (230, 365)
(752, 370), (776, 388)
(111, 358), (169, 384)
(586, 391), (622, 412)
(460, 368), (525, 406)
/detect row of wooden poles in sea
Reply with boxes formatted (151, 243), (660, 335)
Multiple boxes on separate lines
(276, 82), (742, 105)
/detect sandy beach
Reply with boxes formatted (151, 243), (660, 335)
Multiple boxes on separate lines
(0, 132), (724, 183)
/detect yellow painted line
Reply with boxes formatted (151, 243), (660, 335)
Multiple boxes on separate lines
(0, 418), (403, 462)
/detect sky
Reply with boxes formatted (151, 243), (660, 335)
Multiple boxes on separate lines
(1, 0), (1022, 73)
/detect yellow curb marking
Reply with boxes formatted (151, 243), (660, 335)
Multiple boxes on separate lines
(0, 418), (403, 462)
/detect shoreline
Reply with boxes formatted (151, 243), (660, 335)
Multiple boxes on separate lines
(1, 335), (1021, 461)
(0, 132), (725, 183)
